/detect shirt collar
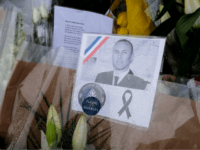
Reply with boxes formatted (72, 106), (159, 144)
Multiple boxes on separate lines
(113, 69), (130, 85)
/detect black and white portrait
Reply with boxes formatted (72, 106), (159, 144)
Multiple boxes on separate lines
(81, 36), (160, 91)
(95, 39), (150, 90)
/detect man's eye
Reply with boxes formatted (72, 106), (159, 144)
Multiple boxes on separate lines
(114, 51), (119, 54)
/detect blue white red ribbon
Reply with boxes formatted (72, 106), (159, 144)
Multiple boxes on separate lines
(83, 36), (109, 65)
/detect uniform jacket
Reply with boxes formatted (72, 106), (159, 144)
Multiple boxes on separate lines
(95, 70), (150, 90)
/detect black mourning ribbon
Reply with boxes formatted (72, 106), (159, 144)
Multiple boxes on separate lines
(118, 90), (132, 119)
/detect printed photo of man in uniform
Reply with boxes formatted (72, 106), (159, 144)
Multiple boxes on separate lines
(95, 39), (150, 90)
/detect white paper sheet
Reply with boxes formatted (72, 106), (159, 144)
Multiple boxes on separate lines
(72, 33), (166, 128)
(53, 6), (113, 70)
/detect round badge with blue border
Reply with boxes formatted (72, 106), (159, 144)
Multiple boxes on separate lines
(82, 97), (101, 116)
(78, 83), (106, 116)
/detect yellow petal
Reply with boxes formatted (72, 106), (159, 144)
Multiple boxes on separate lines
(116, 12), (128, 27)
(117, 26), (129, 34)
(126, 0), (155, 35)
(72, 114), (87, 150)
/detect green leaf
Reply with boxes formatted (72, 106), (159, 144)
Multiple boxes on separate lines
(175, 7), (200, 48)
(87, 127), (111, 142)
(176, 29), (200, 77)
(154, 0), (176, 21)
(151, 17), (179, 36)
(96, 133), (111, 149)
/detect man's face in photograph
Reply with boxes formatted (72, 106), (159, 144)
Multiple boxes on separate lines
(112, 41), (133, 71)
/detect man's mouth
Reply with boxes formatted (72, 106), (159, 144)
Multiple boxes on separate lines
(116, 61), (123, 64)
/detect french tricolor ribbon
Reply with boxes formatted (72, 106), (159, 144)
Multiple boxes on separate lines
(83, 36), (109, 65)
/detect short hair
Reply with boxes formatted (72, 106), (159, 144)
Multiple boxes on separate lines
(114, 39), (134, 54)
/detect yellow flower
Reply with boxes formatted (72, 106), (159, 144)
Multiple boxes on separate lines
(117, 26), (129, 34)
(126, 0), (155, 35)
(185, 0), (200, 28)
(116, 12), (128, 27)
(72, 114), (87, 150)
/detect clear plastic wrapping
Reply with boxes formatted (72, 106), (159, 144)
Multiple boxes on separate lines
(0, 45), (200, 149)
(0, 1), (55, 108)
(0, 7), (27, 107)
(0, 41), (57, 149)
(1, 0), (200, 149)
(2, 56), (200, 149)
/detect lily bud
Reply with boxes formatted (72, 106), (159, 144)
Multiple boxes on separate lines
(41, 130), (50, 150)
(32, 8), (41, 24)
(39, 4), (49, 19)
(46, 104), (61, 147)
(185, 0), (200, 28)
(72, 114), (87, 150)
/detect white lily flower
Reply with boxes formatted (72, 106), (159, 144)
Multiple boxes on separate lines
(185, 0), (200, 28)
(46, 104), (61, 147)
(33, 7), (41, 24)
(39, 4), (49, 19)
(72, 114), (87, 150)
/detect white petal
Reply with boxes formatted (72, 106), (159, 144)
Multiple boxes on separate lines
(39, 4), (49, 19)
(185, 0), (200, 14)
(185, 0), (200, 28)
(33, 8), (41, 24)
(72, 115), (87, 150)
(41, 130), (51, 150)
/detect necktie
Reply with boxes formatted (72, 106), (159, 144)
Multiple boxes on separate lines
(114, 76), (119, 85)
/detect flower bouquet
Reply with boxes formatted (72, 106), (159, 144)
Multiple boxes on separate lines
(31, 1), (53, 46)
(0, 41), (112, 149)
(1, 0), (200, 149)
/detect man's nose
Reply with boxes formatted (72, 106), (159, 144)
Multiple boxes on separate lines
(117, 52), (122, 59)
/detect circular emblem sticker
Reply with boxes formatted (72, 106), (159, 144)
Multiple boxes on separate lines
(82, 97), (101, 116)
(78, 83), (106, 108)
